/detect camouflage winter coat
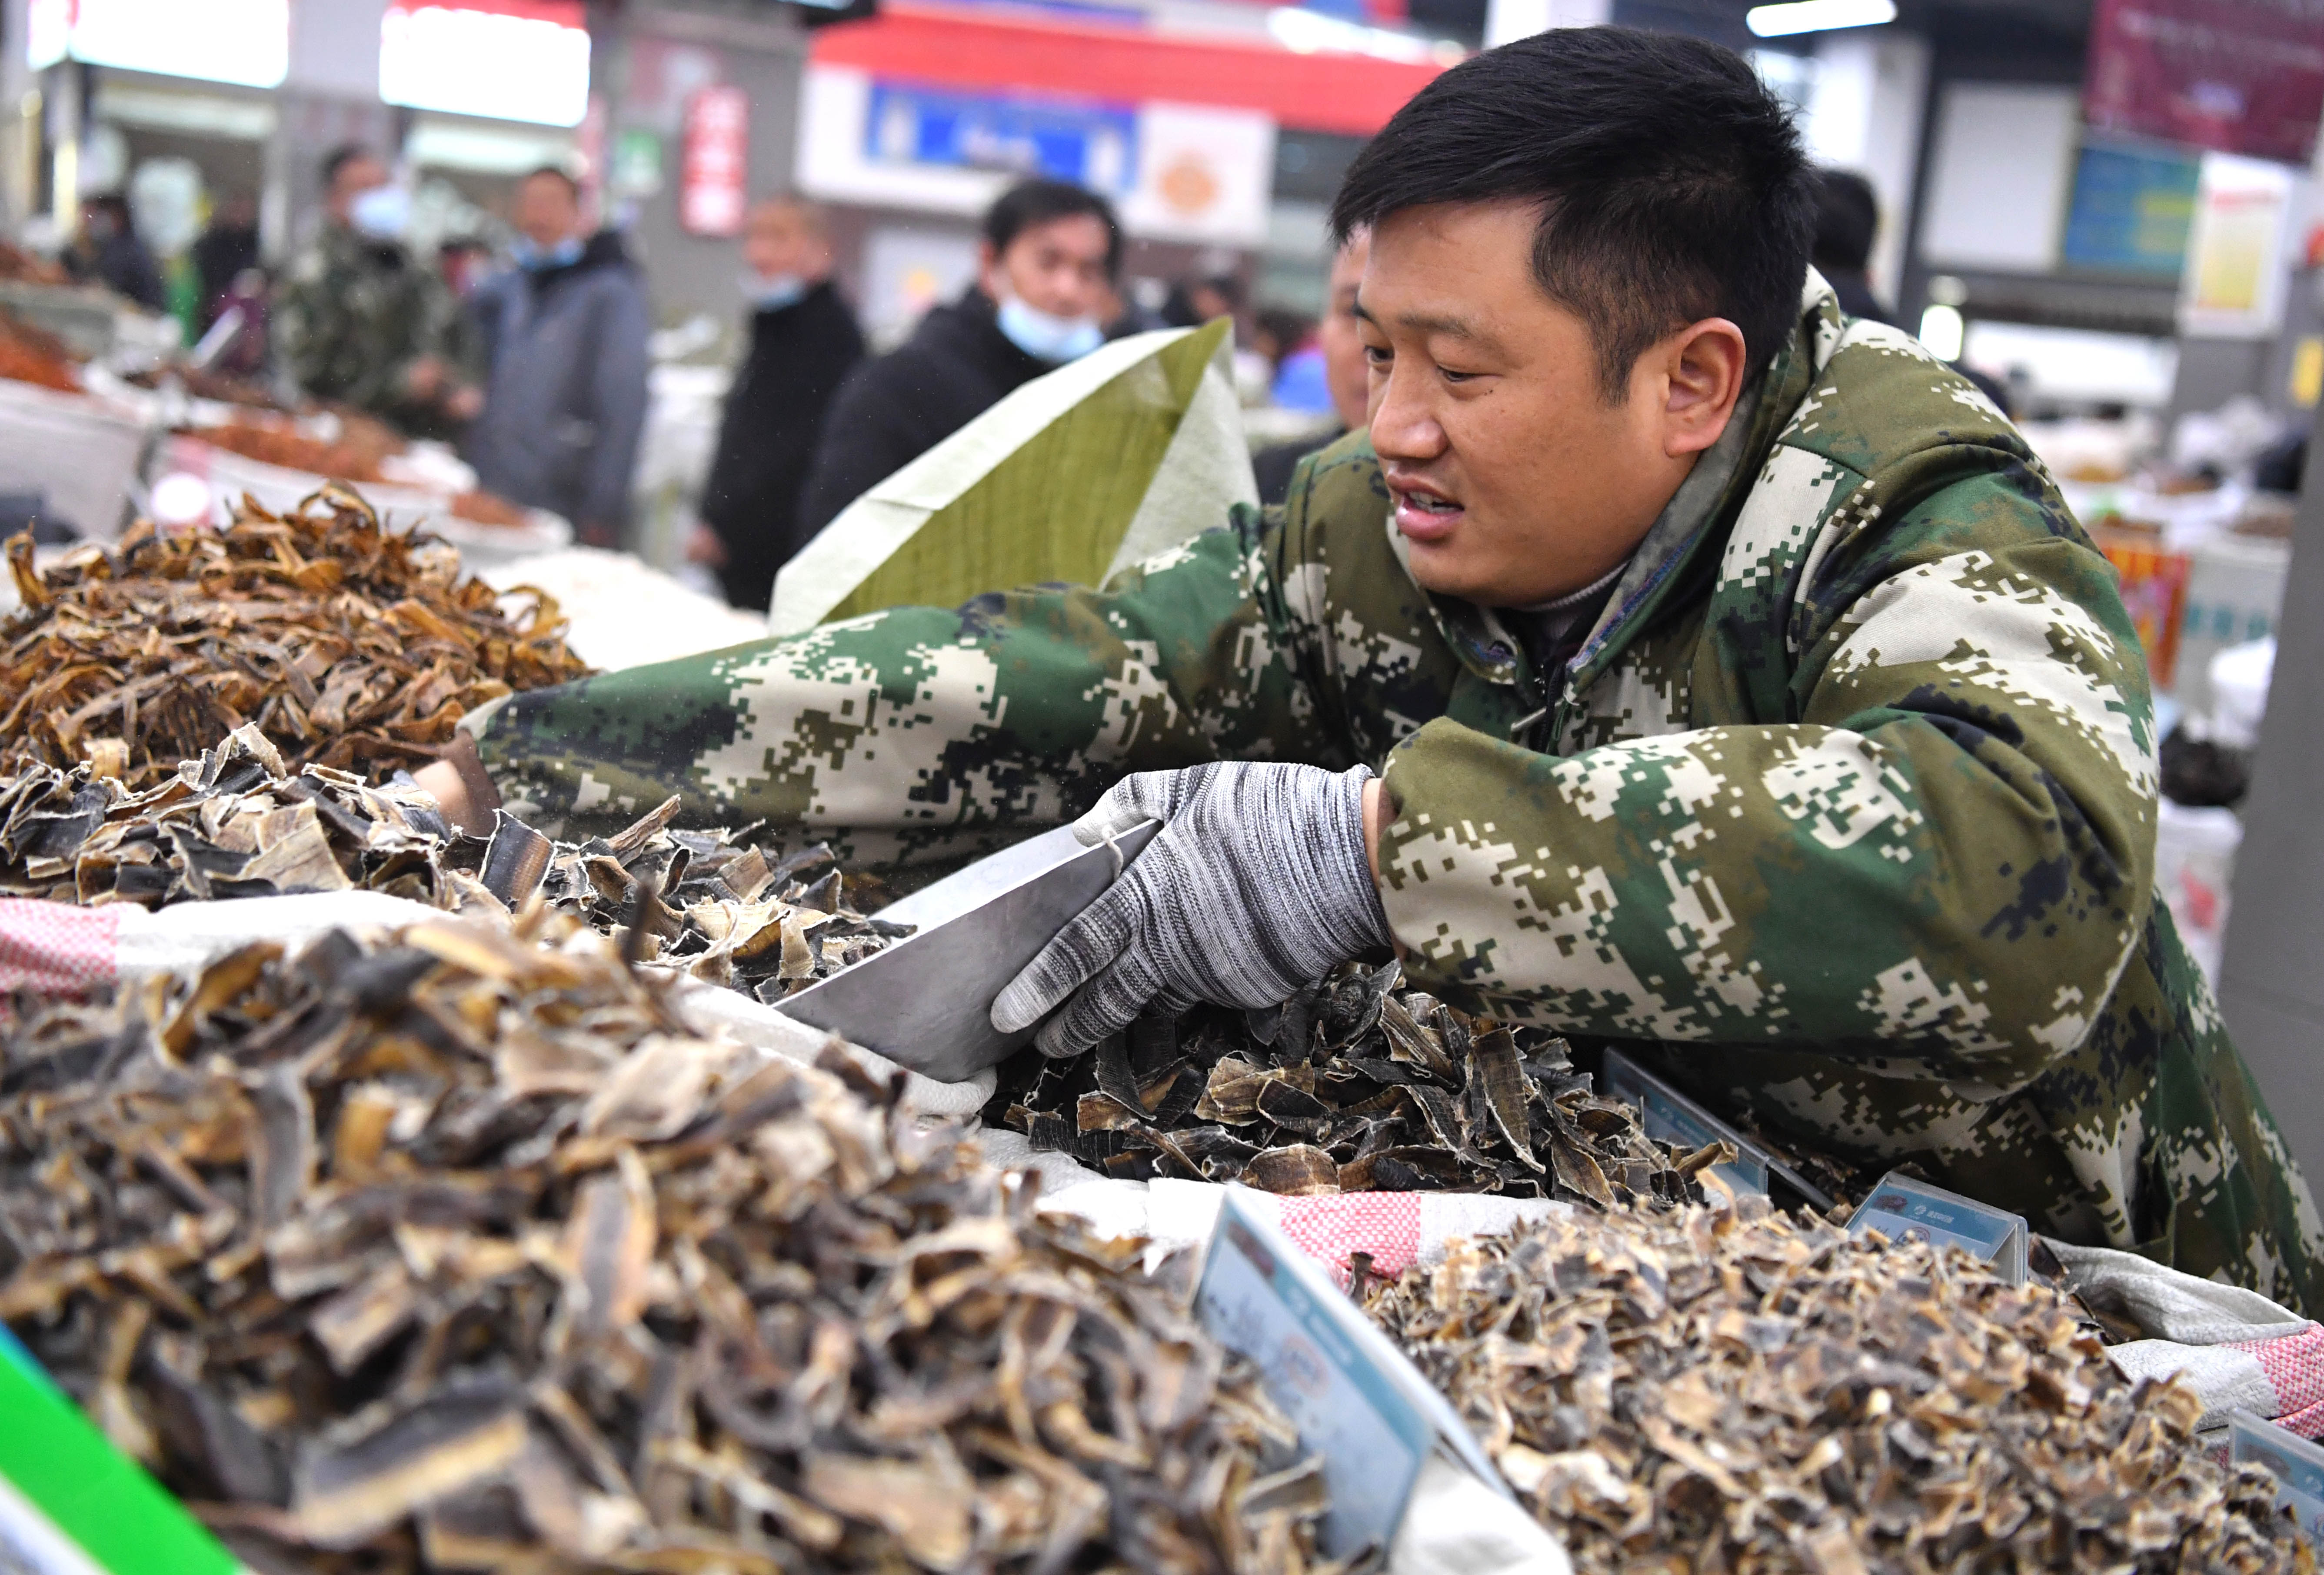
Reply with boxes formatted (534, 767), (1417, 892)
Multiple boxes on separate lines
(274, 224), (477, 440)
(469, 276), (2324, 1312)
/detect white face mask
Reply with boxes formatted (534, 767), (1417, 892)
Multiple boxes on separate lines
(743, 271), (806, 311)
(348, 184), (411, 243)
(996, 293), (1104, 363)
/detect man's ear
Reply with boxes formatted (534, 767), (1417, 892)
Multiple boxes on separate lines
(1658, 317), (1749, 458)
(975, 240), (1002, 298)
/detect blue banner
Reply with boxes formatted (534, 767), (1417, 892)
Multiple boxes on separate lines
(866, 80), (1139, 195)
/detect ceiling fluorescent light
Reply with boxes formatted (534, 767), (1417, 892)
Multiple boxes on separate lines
(1746, 0), (1894, 37)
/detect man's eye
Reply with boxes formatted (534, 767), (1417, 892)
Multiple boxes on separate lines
(1363, 344), (1391, 364)
(1440, 367), (1480, 384)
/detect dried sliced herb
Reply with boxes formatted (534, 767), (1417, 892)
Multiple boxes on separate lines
(176, 413), (400, 483)
(0, 732), (909, 997)
(1, 486), (589, 789)
(1360, 1203), (2313, 1575)
(990, 960), (1720, 1205)
(0, 309), (80, 393)
(0, 914), (1334, 1573)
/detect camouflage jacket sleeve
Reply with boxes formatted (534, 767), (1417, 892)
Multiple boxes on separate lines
(469, 514), (1350, 863)
(1378, 451), (2158, 1098)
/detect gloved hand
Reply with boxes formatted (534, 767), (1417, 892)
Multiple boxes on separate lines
(991, 762), (1394, 1058)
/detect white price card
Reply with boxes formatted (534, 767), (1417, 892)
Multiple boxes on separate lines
(1847, 1171), (2028, 1285)
(1193, 1186), (1508, 1557)
(2230, 1410), (2324, 1543)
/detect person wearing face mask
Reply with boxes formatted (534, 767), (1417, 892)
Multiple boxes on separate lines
(691, 196), (865, 610)
(63, 194), (166, 312)
(1249, 229), (1372, 506)
(793, 178), (1120, 541)
(461, 166), (652, 550)
(273, 145), (480, 441)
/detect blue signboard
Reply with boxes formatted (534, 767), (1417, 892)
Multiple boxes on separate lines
(2061, 141), (2201, 277)
(866, 80), (1138, 196)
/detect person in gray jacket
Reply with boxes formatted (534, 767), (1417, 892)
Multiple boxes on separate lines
(464, 167), (651, 547)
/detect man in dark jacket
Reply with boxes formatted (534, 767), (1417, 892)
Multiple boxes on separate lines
(1251, 229), (1371, 505)
(66, 195), (164, 311)
(464, 167), (651, 547)
(794, 178), (1120, 539)
(1811, 168), (1891, 325)
(693, 197), (865, 610)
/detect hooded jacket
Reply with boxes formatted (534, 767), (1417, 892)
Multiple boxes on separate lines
(464, 230), (651, 536)
(461, 274), (2324, 1314)
(793, 287), (1054, 542)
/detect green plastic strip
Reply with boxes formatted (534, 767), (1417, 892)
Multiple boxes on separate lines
(0, 1342), (238, 1575)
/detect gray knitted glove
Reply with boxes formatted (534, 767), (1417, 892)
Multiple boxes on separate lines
(991, 762), (1394, 1057)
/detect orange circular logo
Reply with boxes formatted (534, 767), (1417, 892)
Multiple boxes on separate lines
(1158, 155), (1220, 216)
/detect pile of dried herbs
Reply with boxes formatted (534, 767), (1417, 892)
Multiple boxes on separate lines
(0, 486), (589, 790)
(989, 961), (1727, 1202)
(0, 242), (69, 285)
(0, 728), (906, 997)
(1359, 1203), (2312, 1575)
(467, 799), (907, 1001)
(0, 727), (455, 907)
(181, 410), (402, 483)
(0, 308), (81, 393)
(0, 915), (1336, 1574)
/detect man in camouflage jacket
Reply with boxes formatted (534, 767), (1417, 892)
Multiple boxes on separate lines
(434, 35), (2322, 1312)
(275, 147), (479, 441)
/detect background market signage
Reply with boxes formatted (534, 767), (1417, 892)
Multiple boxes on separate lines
(2060, 140), (2202, 277)
(680, 85), (750, 237)
(2083, 0), (2324, 165)
(800, 66), (1276, 246)
(867, 82), (1139, 198)
(379, 0), (593, 129)
(23, 0), (289, 88)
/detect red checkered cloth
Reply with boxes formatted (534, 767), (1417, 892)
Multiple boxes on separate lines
(1279, 1192), (1426, 1282)
(2231, 1323), (2324, 1438)
(0, 899), (119, 998)
(1129, 1179), (1569, 1289)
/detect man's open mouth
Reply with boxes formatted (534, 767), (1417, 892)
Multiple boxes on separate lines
(1393, 485), (1465, 542)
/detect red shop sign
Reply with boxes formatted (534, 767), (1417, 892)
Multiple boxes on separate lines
(680, 85), (749, 236)
(2084, 0), (2324, 165)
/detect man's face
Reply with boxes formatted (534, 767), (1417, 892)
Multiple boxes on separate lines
(742, 201), (827, 281)
(1317, 231), (1371, 431)
(1359, 201), (1734, 607)
(513, 174), (580, 250)
(328, 156), (389, 224)
(981, 213), (1112, 321)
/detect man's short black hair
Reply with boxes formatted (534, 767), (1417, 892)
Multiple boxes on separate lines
(1812, 168), (1879, 276)
(983, 178), (1122, 280)
(1332, 26), (1814, 400)
(521, 164), (581, 199)
(321, 144), (376, 193)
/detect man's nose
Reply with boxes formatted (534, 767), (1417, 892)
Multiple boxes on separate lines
(1368, 365), (1445, 461)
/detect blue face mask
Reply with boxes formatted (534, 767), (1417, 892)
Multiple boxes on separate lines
(514, 235), (585, 270)
(348, 184), (411, 243)
(997, 296), (1104, 363)
(742, 271), (806, 311)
